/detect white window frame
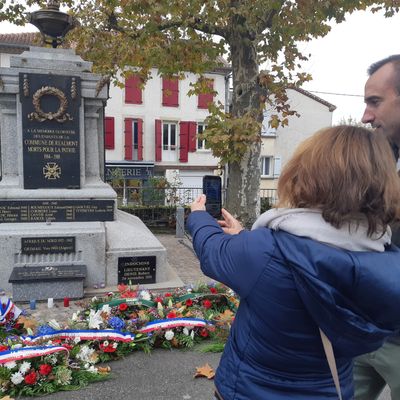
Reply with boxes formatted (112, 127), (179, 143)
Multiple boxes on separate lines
(261, 156), (273, 177)
(261, 109), (277, 137)
(197, 123), (209, 151)
(162, 121), (177, 161)
(261, 156), (281, 178)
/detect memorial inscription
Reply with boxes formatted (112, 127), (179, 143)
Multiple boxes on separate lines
(0, 200), (114, 223)
(20, 73), (81, 189)
(21, 236), (75, 254)
(9, 265), (86, 282)
(118, 256), (156, 284)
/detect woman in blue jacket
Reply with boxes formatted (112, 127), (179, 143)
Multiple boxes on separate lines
(187, 125), (400, 400)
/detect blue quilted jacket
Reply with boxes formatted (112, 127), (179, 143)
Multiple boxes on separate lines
(187, 211), (400, 400)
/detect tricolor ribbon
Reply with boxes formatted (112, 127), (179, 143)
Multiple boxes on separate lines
(138, 318), (213, 333)
(22, 329), (136, 345)
(0, 346), (68, 364)
(0, 298), (12, 324)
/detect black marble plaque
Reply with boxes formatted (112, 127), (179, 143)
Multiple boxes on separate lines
(118, 256), (156, 285)
(0, 200), (114, 223)
(21, 236), (76, 254)
(20, 73), (81, 189)
(9, 265), (86, 282)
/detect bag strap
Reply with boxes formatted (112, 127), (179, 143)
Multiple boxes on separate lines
(319, 328), (343, 400)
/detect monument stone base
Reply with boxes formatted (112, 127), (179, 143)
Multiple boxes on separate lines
(2, 210), (183, 299)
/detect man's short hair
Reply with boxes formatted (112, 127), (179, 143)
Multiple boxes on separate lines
(368, 55), (400, 94)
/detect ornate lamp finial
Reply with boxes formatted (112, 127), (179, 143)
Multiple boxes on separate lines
(27, 1), (78, 48)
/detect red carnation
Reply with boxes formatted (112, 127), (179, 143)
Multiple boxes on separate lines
(0, 345), (8, 352)
(164, 292), (172, 298)
(210, 287), (217, 294)
(202, 299), (212, 309)
(200, 328), (209, 338)
(119, 303), (128, 311)
(167, 311), (177, 319)
(185, 299), (193, 307)
(24, 371), (37, 385)
(39, 364), (52, 376)
(155, 296), (163, 304)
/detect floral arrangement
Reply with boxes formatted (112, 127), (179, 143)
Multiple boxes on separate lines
(0, 283), (238, 397)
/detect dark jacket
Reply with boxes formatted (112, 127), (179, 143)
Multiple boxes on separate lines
(187, 211), (400, 400)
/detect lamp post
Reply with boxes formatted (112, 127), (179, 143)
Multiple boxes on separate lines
(27, 0), (78, 48)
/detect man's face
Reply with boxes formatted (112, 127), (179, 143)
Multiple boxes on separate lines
(362, 62), (400, 146)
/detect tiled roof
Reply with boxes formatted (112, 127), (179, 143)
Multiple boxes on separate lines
(0, 32), (40, 53)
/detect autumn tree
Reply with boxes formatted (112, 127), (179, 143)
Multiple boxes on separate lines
(2, 1), (399, 226)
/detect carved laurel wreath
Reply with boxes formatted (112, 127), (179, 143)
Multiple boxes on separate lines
(28, 86), (72, 123)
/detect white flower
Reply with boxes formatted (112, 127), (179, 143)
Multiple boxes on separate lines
(140, 290), (151, 301)
(88, 309), (103, 329)
(77, 345), (96, 363)
(47, 354), (58, 365)
(164, 330), (174, 341)
(48, 319), (61, 330)
(168, 298), (173, 308)
(19, 361), (31, 375)
(101, 304), (112, 315)
(11, 371), (24, 385)
(190, 330), (195, 340)
(74, 336), (81, 344)
(112, 342), (118, 349)
(183, 327), (190, 336)
(86, 365), (98, 374)
(71, 312), (78, 321)
(103, 340), (109, 347)
(4, 361), (17, 369)
(91, 296), (98, 302)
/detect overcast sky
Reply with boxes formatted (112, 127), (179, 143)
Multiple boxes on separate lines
(1, 8), (400, 123)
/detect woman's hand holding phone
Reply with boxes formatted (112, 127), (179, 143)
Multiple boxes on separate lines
(218, 208), (244, 235)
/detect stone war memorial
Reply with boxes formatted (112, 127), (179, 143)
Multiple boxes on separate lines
(0, 2), (182, 302)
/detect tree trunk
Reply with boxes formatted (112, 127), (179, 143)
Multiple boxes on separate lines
(225, 28), (263, 228)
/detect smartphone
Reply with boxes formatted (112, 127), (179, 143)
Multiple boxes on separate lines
(202, 175), (222, 219)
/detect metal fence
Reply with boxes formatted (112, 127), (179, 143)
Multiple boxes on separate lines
(115, 185), (278, 208)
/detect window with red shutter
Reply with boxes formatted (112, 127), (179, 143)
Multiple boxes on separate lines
(124, 118), (133, 160)
(104, 117), (115, 150)
(125, 75), (143, 104)
(125, 118), (143, 161)
(162, 77), (179, 107)
(155, 119), (162, 161)
(198, 79), (214, 109)
(179, 122), (189, 162)
(137, 118), (143, 161)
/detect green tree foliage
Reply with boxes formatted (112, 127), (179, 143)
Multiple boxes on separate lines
(2, 1), (398, 225)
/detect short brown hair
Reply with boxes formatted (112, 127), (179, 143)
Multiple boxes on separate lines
(277, 125), (400, 236)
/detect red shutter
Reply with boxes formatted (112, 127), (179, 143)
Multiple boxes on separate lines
(125, 75), (142, 104)
(104, 117), (115, 149)
(155, 119), (162, 161)
(179, 121), (189, 162)
(162, 77), (179, 107)
(188, 122), (197, 152)
(124, 118), (133, 160)
(137, 118), (143, 161)
(198, 79), (214, 109)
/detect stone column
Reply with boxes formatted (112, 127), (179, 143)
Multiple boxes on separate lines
(84, 98), (103, 184)
(0, 94), (18, 186)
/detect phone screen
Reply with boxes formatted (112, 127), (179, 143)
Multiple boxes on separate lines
(203, 175), (222, 218)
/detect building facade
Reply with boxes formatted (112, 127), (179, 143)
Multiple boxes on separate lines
(260, 87), (336, 201)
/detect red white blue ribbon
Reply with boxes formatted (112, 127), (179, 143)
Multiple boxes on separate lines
(0, 298), (14, 325)
(0, 346), (68, 364)
(138, 318), (213, 333)
(22, 329), (136, 345)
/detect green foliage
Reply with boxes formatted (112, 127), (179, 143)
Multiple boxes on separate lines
(200, 102), (262, 163)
